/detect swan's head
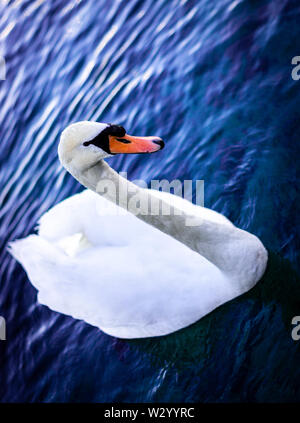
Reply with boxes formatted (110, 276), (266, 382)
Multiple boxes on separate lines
(58, 121), (164, 171)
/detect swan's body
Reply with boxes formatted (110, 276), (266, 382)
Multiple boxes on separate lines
(10, 121), (268, 338)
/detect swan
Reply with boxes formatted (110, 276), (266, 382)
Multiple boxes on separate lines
(9, 121), (268, 339)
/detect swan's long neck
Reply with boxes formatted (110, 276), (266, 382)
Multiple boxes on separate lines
(66, 159), (267, 284)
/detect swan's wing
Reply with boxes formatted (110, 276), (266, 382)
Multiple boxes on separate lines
(38, 189), (156, 248)
(9, 189), (240, 339)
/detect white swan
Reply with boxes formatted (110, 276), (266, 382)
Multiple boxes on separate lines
(9, 121), (268, 339)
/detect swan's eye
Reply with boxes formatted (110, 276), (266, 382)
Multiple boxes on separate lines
(82, 123), (126, 153)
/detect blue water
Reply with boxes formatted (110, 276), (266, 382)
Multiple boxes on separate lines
(0, 0), (300, 402)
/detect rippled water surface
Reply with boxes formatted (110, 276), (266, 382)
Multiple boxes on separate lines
(0, 0), (300, 402)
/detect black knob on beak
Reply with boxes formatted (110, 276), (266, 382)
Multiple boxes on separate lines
(153, 139), (165, 150)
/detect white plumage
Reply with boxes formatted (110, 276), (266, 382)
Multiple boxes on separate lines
(9, 121), (268, 338)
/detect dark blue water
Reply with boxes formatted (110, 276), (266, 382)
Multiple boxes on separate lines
(1, 0), (300, 402)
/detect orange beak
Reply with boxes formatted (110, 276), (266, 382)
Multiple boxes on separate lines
(109, 133), (164, 154)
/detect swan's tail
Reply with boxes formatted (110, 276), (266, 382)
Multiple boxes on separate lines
(8, 235), (65, 289)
